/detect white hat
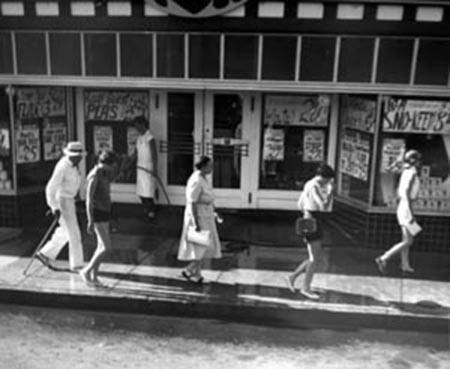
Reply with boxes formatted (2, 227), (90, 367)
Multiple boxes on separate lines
(63, 141), (86, 157)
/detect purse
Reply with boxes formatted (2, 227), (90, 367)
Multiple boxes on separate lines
(295, 217), (317, 235)
(186, 226), (212, 247)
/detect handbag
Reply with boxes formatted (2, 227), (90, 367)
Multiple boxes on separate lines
(295, 217), (317, 235)
(186, 226), (212, 247)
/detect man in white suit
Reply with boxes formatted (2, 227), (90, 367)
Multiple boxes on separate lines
(36, 141), (85, 271)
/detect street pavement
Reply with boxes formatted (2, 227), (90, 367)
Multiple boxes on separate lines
(0, 213), (448, 333)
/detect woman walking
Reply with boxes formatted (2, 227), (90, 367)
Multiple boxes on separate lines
(80, 150), (118, 286)
(178, 156), (221, 284)
(375, 150), (422, 274)
(286, 163), (335, 300)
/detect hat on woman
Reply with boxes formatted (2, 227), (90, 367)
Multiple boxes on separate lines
(404, 150), (421, 165)
(63, 141), (86, 157)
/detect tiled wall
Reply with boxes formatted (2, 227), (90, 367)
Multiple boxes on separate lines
(0, 193), (47, 227)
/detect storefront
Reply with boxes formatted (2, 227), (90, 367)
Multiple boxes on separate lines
(0, 0), (449, 251)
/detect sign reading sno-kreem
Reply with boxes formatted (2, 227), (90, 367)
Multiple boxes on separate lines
(383, 97), (450, 134)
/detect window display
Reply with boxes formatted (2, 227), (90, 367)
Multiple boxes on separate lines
(374, 97), (450, 213)
(84, 90), (150, 184)
(337, 95), (377, 203)
(0, 86), (13, 191)
(260, 94), (330, 190)
(14, 86), (69, 188)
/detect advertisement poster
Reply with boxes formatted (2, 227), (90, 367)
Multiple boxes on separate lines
(341, 96), (377, 133)
(264, 95), (330, 127)
(303, 130), (325, 162)
(16, 128), (41, 163)
(381, 138), (406, 173)
(85, 91), (149, 121)
(383, 97), (450, 134)
(93, 126), (113, 154)
(127, 126), (140, 156)
(340, 132), (370, 181)
(263, 128), (285, 161)
(0, 128), (10, 156)
(43, 124), (67, 161)
(16, 87), (66, 119)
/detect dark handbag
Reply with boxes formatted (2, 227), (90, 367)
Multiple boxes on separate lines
(295, 217), (317, 235)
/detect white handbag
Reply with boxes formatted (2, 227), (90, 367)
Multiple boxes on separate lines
(186, 226), (212, 247)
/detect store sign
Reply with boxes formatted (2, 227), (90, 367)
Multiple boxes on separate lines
(16, 87), (66, 119)
(16, 128), (41, 163)
(303, 130), (325, 162)
(383, 97), (450, 134)
(264, 95), (330, 127)
(340, 131), (370, 181)
(93, 126), (113, 154)
(85, 91), (149, 122)
(342, 96), (377, 134)
(145, 0), (249, 17)
(43, 123), (67, 161)
(263, 128), (284, 161)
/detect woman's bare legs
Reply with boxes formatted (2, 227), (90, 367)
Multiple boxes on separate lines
(300, 240), (322, 299)
(376, 227), (414, 273)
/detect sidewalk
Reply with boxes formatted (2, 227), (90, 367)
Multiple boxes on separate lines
(0, 215), (449, 333)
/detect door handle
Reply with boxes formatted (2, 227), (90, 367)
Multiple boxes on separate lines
(248, 192), (252, 204)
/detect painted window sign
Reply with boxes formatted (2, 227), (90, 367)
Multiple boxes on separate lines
(93, 126), (113, 154)
(380, 138), (405, 174)
(43, 123), (67, 161)
(264, 95), (330, 127)
(146, 0), (249, 17)
(85, 91), (149, 122)
(303, 129), (325, 162)
(341, 95), (377, 134)
(340, 131), (370, 181)
(383, 97), (450, 134)
(263, 127), (284, 161)
(16, 87), (66, 119)
(16, 128), (41, 163)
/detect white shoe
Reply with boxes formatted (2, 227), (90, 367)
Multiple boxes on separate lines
(300, 289), (320, 300)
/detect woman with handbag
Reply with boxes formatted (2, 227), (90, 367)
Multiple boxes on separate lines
(285, 163), (335, 300)
(375, 150), (422, 274)
(178, 156), (221, 284)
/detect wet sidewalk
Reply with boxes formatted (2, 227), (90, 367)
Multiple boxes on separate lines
(0, 222), (448, 333)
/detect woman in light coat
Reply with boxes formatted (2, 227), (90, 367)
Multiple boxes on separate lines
(376, 150), (421, 274)
(178, 156), (221, 284)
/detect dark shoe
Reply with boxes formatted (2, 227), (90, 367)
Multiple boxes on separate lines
(181, 270), (193, 281)
(36, 253), (54, 270)
(375, 257), (386, 274)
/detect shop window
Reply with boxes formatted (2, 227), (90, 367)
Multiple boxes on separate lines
(299, 37), (335, 82)
(376, 38), (413, 84)
(261, 36), (297, 81)
(374, 96), (450, 214)
(156, 34), (184, 78)
(337, 95), (377, 203)
(167, 93), (195, 186)
(49, 33), (81, 76)
(84, 90), (150, 184)
(338, 37), (374, 83)
(189, 34), (220, 79)
(260, 94), (331, 190)
(120, 33), (153, 77)
(414, 39), (450, 86)
(16, 33), (47, 75)
(84, 33), (117, 76)
(224, 35), (258, 80)
(0, 87), (14, 191)
(14, 86), (69, 188)
(0, 33), (13, 74)
(211, 94), (242, 189)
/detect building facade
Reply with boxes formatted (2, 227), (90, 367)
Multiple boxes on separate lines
(0, 0), (449, 251)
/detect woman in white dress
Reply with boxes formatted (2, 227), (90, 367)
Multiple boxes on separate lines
(178, 156), (221, 284)
(376, 150), (422, 274)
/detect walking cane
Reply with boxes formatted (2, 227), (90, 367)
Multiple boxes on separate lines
(22, 211), (60, 276)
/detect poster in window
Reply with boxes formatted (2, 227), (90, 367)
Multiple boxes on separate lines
(381, 138), (406, 173)
(0, 128), (10, 156)
(383, 97), (450, 134)
(16, 128), (41, 163)
(263, 127), (285, 161)
(43, 123), (67, 161)
(341, 96), (377, 133)
(264, 95), (330, 127)
(340, 132), (370, 181)
(303, 130), (325, 162)
(127, 126), (140, 156)
(93, 126), (113, 154)
(85, 91), (149, 121)
(16, 87), (66, 120)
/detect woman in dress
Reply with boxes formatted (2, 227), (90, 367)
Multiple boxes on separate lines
(178, 156), (221, 284)
(375, 150), (421, 274)
(80, 150), (118, 286)
(286, 163), (335, 300)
